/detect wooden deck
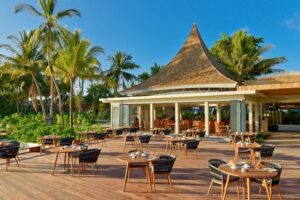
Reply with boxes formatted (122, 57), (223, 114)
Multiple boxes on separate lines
(0, 137), (300, 200)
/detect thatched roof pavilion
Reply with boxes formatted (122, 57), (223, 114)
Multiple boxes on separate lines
(123, 24), (237, 95)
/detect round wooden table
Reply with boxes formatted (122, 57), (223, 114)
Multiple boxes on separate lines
(234, 143), (261, 164)
(39, 135), (61, 155)
(50, 146), (83, 176)
(182, 129), (200, 138)
(117, 154), (158, 192)
(219, 163), (277, 200)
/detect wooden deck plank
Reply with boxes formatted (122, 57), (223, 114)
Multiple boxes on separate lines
(0, 138), (300, 199)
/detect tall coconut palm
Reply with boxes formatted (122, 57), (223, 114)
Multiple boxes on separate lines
(15, 0), (81, 126)
(211, 30), (286, 83)
(0, 29), (47, 119)
(55, 29), (103, 129)
(106, 51), (139, 96)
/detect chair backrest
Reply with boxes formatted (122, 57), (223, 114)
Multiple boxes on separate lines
(186, 140), (200, 149)
(95, 133), (106, 140)
(60, 137), (74, 146)
(139, 135), (151, 143)
(115, 129), (123, 135)
(129, 127), (139, 133)
(197, 131), (206, 138)
(126, 135), (135, 142)
(79, 149), (101, 163)
(208, 159), (226, 182)
(152, 155), (176, 174)
(106, 129), (113, 135)
(260, 144), (275, 158)
(162, 129), (171, 135)
(0, 142), (20, 156)
(261, 161), (282, 185)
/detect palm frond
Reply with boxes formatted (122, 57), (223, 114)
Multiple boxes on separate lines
(14, 3), (42, 16)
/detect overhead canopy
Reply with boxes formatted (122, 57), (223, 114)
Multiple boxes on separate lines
(123, 24), (237, 95)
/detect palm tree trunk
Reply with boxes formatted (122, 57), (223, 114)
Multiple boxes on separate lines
(79, 78), (84, 113)
(46, 26), (64, 127)
(78, 79), (82, 113)
(32, 74), (47, 120)
(49, 78), (54, 117)
(69, 78), (74, 129)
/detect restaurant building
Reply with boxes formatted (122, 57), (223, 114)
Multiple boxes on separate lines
(100, 24), (300, 136)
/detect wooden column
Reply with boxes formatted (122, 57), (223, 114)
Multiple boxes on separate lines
(175, 102), (180, 134)
(255, 103), (259, 132)
(259, 103), (263, 132)
(138, 106), (142, 128)
(248, 102), (253, 133)
(150, 103), (154, 129)
(205, 102), (209, 136)
(216, 103), (221, 123)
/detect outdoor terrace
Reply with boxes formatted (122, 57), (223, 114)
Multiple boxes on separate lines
(0, 136), (299, 200)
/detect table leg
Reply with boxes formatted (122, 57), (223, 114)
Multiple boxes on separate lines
(247, 178), (251, 200)
(123, 163), (129, 192)
(64, 153), (66, 169)
(146, 163), (152, 192)
(263, 178), (272, 200)
(234, 147), (238, 161)
(222, 174), (231, 200)
(71, 153), (74, 176)
(52, 153), (59, 175)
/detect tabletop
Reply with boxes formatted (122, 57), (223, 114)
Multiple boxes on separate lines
(235, 143), (261, 149)
(219, 163), (277, 179)
(118, 154), (158, 164)
(50, 145), (83, 153)
(39, 135), (61, 140)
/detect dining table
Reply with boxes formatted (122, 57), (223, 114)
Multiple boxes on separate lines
(50, 145), (83, 176)
(39, 135), (61, 155)
(78, 131), (97, 142)
(150, 127), (165, 136)
(117, 153), (158, 192)
(182, 129), (200, 138)
(164, 136), (193, 155)
(232, 132), (256, 143)
(234, 142), (261, 164)
(219, 162), (278, 200)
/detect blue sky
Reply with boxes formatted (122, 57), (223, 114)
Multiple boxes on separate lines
(1, 0), (300, 76)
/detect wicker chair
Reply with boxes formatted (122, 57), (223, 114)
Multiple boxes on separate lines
(184, 140), (200, 157)
(150, 155), (176, 191)
(78, 148), (101, 176)
(138, 135), (151, 150)
(129, 127), (139, 133)
(123, 135), (136, 151)
(259, 144), (275, 161)
(94, 133), (106, 146)
(59, 137), (74, 146)
(253, 162), (282, 200)
(115, 129), (124, 138)
(207, 159), (240, 197)
(0, 142), (20, 171)
(106, 129), (113, 138)
(162, 129), (171, 136)
(197, 131), (206, 139)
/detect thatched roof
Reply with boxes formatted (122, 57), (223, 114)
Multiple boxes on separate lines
(123, 24), (237, 95)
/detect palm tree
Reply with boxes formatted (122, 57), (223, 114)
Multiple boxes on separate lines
(15, 0), (81, 126)
(106, 51), (139, 96)
(150, 62), (161, 75)
(211, 30), (286, 83)
(55, 29), (102, 129)
(0, 29), (47, 119)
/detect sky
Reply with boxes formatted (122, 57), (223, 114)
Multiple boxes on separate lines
(0, 0), (300, 80)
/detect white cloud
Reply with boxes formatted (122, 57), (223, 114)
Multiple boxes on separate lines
(286, 12), (300, 31)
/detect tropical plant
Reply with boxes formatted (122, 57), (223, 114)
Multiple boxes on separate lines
(0, 29), (47, 120)
(106, 51), (139, 96)
(138, 62), (161, 82)
(210, 30), (286, 83)
(55, 29), (102, 129)
(15, 0), (81, 126)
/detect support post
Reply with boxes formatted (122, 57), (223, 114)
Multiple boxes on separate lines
(255, 103), (259, 133)
(259, 103), (263, 132)
(216, 103), (221, 123)
(175, 102), (180, 134)
(248, 102), (253, 133)
(150, 103), (154, 129)
(204, 101), (209, 136)
(138, 106), (142, 128)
